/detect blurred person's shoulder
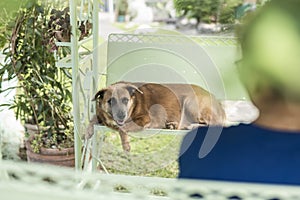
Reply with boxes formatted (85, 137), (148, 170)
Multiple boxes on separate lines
(180, 124), (300, 153)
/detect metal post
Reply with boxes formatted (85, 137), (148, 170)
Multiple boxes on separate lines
(91, 0), (100, 171)
(70, 0), (81, 170)
(93, 0), (99, 90)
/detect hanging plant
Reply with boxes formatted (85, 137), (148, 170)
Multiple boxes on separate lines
(48, 6), (92, 52)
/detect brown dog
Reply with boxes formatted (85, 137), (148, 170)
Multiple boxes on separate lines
(86, 81), (225, 151)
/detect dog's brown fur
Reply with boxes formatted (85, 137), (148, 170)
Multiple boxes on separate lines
(86, 82), (225, 151)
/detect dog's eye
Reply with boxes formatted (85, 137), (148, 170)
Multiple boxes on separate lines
(107, 98), (116, 106)
(122, 97), (129, 105)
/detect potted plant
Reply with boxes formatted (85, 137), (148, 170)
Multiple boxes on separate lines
(0, 0), (90, 167)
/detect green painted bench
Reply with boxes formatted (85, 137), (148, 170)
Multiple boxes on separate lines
(87, 33), (256, 170)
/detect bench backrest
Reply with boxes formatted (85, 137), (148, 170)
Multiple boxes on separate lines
(106, 34), (247, 100)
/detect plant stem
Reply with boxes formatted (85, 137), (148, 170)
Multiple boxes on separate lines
(11, 11), (40, 134)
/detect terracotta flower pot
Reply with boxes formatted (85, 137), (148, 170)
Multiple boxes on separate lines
(25, 124), (75, 167)
(25, 140), (75, 167)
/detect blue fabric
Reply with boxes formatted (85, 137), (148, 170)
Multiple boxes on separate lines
(178, 124), (300, 185)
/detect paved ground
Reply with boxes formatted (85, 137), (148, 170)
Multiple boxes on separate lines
(99, 12), (124, 40)
(98, 12), (234, 41)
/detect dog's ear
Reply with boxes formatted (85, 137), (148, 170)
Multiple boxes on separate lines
(92, 89), (107, 101)
(125, 85), (143, 96)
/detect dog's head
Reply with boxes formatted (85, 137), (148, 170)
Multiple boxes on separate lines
(93, 82), (143, 126)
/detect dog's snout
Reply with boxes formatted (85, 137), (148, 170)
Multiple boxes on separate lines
(117, 111), (126, 120)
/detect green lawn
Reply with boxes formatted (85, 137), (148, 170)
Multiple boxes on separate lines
(0, 0), (24, 18)
(94, 131), (184, 178)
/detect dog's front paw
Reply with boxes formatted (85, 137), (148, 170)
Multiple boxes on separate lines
(165, 121), (178, 130)
(122, 141), (131, 152)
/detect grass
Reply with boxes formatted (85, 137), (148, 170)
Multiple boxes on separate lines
(0, 0), (24, 19)
(94, 130), (184, 178)
(113, 21), (162, 32)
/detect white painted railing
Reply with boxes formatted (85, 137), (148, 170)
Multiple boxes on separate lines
(1, 160), (300, 200)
